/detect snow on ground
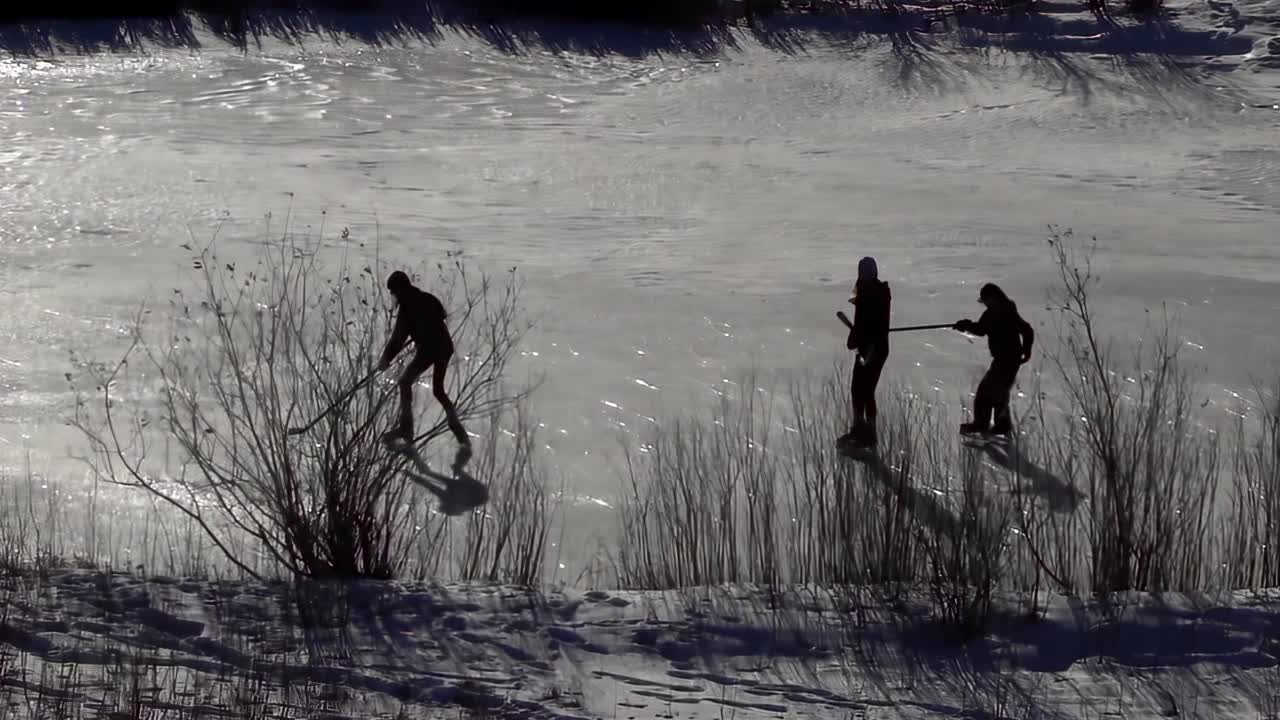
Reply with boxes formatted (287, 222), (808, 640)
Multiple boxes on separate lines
(3, 570), (1280, 719)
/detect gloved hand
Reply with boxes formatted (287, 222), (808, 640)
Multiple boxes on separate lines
(953, 319), (974, 333)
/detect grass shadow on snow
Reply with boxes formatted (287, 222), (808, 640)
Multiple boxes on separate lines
(5, 567), (1278, 718)
(876, 591), (1280, 700)
(0, 0), (1255, 97)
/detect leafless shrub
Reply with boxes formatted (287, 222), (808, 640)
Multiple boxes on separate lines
(1044, 227), (1220, 594)
(1221, 380), (1280, 589)
(613, 372), (781, 590)
(67, 213), (533, 581)
(453, 398), (554, 587)
(781, 366), (939, 596)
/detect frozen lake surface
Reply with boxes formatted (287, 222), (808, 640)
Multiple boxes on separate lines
(1, 1), (1278, 569)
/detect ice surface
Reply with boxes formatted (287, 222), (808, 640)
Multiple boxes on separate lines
(0, 0), (1277, 569)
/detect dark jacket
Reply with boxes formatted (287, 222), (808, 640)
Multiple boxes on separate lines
(963, 298), (1033, 363)
(380, 286), (451, 366)
(847, 279), (891, 360)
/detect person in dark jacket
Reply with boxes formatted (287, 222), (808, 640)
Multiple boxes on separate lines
(378, 270), (469, 449)
(841, 257), (892, 448)
(953, 283), (1034, 436)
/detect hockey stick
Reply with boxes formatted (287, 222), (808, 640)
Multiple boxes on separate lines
(285, 369), (380, 436)
(889, 322), (955, 332)
(836, 312), (952, 334)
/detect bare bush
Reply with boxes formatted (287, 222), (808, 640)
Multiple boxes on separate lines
(1222, 380), (1280, 589)
(1044, 227), (1220, 594)
(67, 214), (534, 581)
(782, 367), (938, 593)
(453, 398), (554, 587)
(921, 436), (1015, 640)
(1007, 376), (1090, 595)
(613, 373), (781, 590)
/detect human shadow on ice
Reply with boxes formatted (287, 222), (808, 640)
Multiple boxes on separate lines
(395, 442), (489, 517)
(972, 437), (1084, 513)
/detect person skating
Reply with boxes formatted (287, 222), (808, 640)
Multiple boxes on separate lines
(839, 256), (891, 449)
(377, 270), (470, 451)
(952, 282), (1034, 437)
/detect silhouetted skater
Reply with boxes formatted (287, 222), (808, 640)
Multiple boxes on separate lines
(378, 271), (469, 450)
(840, 257), (891, 449)
(953, 283), (1034, 437)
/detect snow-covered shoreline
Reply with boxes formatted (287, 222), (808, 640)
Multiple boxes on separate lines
(4, 567), (1280, 718)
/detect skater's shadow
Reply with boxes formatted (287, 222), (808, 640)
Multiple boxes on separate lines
(976, 439), (1083, 514)
(398, 444), (489, 516)
(840, 444), (960, 541)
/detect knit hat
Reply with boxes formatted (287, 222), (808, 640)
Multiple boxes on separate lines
(978, 282), (1008, 304)
(858, 256), (878, 280)
(387, 270), (411, 292)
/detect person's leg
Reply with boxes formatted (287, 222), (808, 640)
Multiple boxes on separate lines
(851, 361), (868, 432)
(965, 362), (998, 432)
(861, 352), (887, 445)
(391, 352), (432, 441)
(989, 362), (1020, 434)
(430, 348), (469, 447)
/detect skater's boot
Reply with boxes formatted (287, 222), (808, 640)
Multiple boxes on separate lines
(854, 422), (877, 448)
(988, 419), (1013, 437)
(838, 420), (865, 447)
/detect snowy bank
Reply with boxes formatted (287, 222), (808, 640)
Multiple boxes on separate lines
(3, 568), (1280, 718)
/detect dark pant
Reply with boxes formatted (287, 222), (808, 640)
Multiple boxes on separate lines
(852, 348), (888, 428)
(973, 357), (1021, 431)
(395, 347), (468, 445)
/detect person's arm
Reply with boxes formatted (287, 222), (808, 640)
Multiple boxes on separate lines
(378, 309), (409, 370)
(958, 309), (991, 336)
(849, 300), (865, 351)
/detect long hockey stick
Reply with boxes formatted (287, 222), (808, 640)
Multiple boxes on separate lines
(285, 369), (380, 436)
(888, 322), (955, 332)
(836, 312), (952, 333)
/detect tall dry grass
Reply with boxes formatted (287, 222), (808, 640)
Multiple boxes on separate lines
(1040, 228), (1221, 594)
(1221, 382), (1280, 589)
(613, 228), (1275, 638)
